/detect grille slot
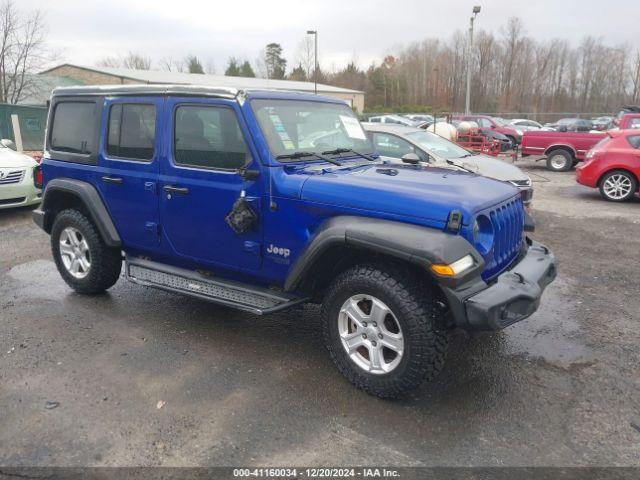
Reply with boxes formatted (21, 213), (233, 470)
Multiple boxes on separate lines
(482, 197), (524, 280)
(0, 170), (25, 185)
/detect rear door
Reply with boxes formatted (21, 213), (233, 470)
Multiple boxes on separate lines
(159, 97), (262, 272)
(97, 96), (163, 253)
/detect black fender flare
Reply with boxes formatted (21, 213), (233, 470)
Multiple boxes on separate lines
(284, 216), (484, 292)
(33, 178), (121, 248)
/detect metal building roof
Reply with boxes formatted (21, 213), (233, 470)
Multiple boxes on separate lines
(41, 64), (364, 95)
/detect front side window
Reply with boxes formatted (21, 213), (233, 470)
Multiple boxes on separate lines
(50, 102), (96, 155)
(372, 133), (421, 159)
(406, 131), (470, 159)
(251, 99), (373, 160)
(478, 118), (492, 128)
(107, 104), (156, 160)
(174, 105), (250, 170)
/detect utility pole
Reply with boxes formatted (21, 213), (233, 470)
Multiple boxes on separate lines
(307, 30), (318, 94)
(465, 6), (481, 115)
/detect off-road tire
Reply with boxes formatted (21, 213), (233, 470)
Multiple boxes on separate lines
(51, 209), (122, 294)
(321, 264), (448, 399)
(598, 170), (638, 202)
(546, 149), (574, 172)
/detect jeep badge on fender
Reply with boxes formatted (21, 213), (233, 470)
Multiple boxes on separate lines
(33, 84), (556, 399)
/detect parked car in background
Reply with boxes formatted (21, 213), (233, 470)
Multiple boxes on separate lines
(363, 123), (533, 205)
(614, 113), (640, 130)
(614, 106), (640, 127)
(454, 115), (523, 145)
(0, 139), (42, 209)
(576, 129), (640, 202)
(450, 119), (514, 152)
(404, 114), (434, 124)
(367, 114), (416, 126)
(521, 130), (606, 171)
(591, 116), (614, 131)
(510, 119), (543, 131)
(544, 118), (593, 132)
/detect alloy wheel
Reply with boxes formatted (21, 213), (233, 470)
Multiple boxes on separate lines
(338, 294), (404, 375)
(59, 226), (91, 279)
(602, 174), (633, 200)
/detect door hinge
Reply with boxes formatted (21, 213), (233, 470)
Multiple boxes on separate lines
(144, 181), (157, 195)
(145, 222), (159, 235)
(244, 241), (261, 256)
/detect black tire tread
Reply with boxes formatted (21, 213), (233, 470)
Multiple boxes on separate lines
(321, 264), (448, 399)
(51, 209), (122, 294)
(546, 149), (574, 172)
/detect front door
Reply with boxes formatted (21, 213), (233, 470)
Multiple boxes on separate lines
(97, 96), (162, 253)
(159, 97), (262, 272)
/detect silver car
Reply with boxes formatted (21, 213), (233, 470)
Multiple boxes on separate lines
(363, 123), (533, 205)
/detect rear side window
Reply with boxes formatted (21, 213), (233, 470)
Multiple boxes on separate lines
(50, 102), (96, 155)
(627, 136), (640, 149)
(107, 104), (156, 160)
(174, 105), (249, 170)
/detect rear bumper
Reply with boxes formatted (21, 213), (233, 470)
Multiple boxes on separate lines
(575, 163), (598, 188)
(442, 240), (556, 331)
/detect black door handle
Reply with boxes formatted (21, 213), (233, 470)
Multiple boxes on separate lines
(102, 176), (123, 185)
(163, 185), (189, 195)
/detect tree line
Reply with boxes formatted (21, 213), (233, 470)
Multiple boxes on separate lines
(1, 0), (638, 117)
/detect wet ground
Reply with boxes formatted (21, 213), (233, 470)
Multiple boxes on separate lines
(0, 158), (639, 467)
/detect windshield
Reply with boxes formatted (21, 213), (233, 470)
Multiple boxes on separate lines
(405, 130), (470, 159)
(251, 99), (373, 160)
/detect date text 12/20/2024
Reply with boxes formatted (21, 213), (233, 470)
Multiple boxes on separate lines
(233, 468), (400, 478)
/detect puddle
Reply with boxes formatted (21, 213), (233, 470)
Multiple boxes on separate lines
(501, 276), (593, 367)
(6, 259), (70, 300)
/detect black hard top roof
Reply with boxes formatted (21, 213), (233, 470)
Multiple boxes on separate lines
(51, 84), (239, 99)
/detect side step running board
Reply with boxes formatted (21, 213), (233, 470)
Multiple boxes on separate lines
(125, 257), (309, 315)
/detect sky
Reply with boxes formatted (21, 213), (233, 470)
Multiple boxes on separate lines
(19, 0), (640, 74)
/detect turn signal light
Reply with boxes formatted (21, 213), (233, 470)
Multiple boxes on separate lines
(430, 255), (475, 277)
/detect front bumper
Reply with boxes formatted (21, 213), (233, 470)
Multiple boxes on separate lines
(442, 240), (556, 331)
(0, 173), (42, 209)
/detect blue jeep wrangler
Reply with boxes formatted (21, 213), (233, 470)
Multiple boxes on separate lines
(33, 85), (556, 398)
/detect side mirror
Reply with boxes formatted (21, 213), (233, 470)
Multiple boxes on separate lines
(401, 153), (421, 164)
(1, 138), (15, 150)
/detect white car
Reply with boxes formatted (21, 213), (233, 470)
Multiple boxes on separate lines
(0, 140), (41, 209)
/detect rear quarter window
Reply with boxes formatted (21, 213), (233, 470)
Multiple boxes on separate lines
(627, 136), (640, 149)
(48, 99), (101, 164)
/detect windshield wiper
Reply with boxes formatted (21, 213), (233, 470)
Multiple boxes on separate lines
(446, 159), (477, 174)
(276, 151), (343, 166)
(322, 148), (376, 161)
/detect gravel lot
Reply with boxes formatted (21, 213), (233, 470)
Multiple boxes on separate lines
(1, 157), (639, 467)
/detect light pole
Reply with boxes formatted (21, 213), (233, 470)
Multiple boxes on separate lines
(307, 30), (318, 94)
(465, 6), (481, 115)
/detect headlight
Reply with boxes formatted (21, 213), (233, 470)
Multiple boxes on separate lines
(472, 215), (494, 254)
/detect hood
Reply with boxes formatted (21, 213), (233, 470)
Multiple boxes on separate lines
(298, 163), (519, 226)
(440, 155), (529, 183)
(0, 148), (37, 168)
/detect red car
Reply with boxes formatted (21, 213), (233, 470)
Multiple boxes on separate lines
(576, 129), (640, 202)
(454, 115), (523, 146)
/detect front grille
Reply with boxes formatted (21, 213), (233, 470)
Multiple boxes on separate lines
(0, 169), (25, 185)
(482, 197), (525, 280)
(0, 197), (26, 205)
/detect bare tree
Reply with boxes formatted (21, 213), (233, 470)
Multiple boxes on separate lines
(97, 51), (151, 70)
(295, 36), (315, 79)
(0, 1), (49, 104)
(159, 57), (185, 72)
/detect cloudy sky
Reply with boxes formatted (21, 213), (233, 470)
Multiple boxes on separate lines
(19, 0), (640, 73)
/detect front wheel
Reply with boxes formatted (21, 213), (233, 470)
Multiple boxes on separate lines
(321, 265), (448, 399)
(599, 170), (638, 202)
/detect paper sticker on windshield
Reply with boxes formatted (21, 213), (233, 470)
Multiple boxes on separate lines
(269, 114), (294, 150)
(340, 115), (366, 140)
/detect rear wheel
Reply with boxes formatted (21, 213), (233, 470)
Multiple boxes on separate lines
(321, 264), (448, 399)
(51, 209), (122, 294)
(599, 170), (638, 202)
(546, 149), (574, 172)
